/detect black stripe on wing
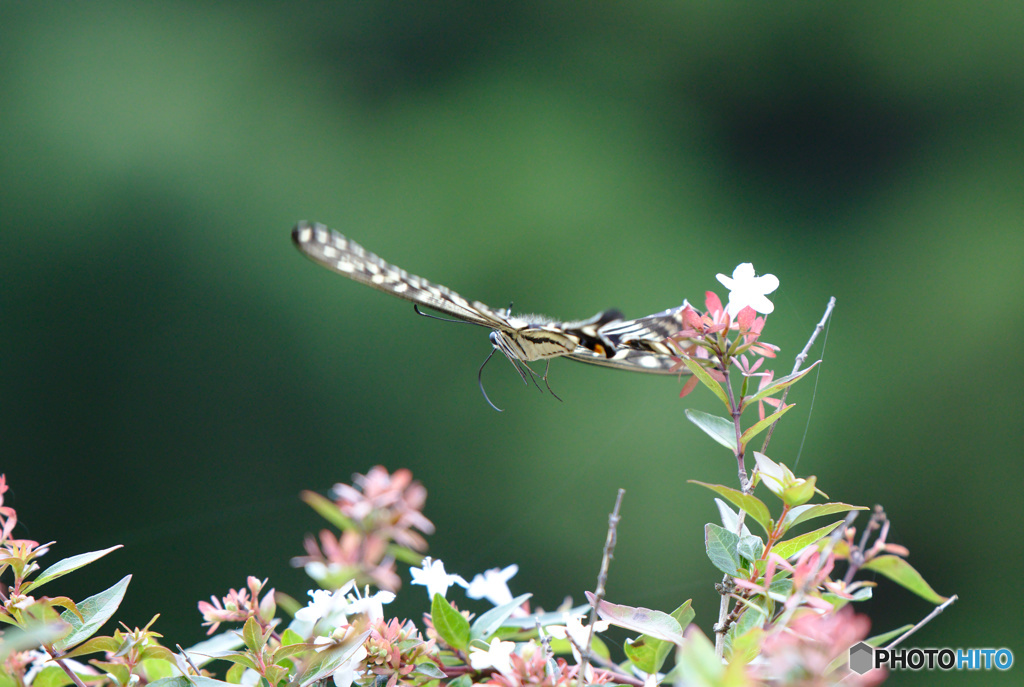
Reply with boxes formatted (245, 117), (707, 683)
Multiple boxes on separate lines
(598, 303), (689, 350)
(292, 221), (509, 329)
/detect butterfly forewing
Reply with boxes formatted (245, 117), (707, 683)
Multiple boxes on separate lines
(292, 222), (506, 329)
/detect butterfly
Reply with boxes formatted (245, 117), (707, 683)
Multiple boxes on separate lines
(292, 221), (690, 405)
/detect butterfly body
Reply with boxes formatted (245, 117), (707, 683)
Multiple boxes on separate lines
(292, 221), (689, 377)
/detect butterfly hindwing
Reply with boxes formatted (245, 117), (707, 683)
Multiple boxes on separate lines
(565, 346), (682, 375)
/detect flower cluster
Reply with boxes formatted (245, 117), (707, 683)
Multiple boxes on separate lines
(198, 576), (276, 635)
(292, 466), (434, 592)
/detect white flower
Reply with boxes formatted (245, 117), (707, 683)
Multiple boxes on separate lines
(465, 564), (518, 607)
(410, 557), (467, 599)
(295, 582), (395, 631)
(468, 637), (517, 677)
(303, 561), (341, 582)
(543, 615), (610, 661)
(345, 589), (395, 621)
(237, 669), (260, 687)
(716, 263), (779, 317)
(23, 651), (95, 685)
(294, 581), (357, 626)
(312, 637), (368, 687)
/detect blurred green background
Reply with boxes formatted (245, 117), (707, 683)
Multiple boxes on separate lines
(2, 3), (1022, 684)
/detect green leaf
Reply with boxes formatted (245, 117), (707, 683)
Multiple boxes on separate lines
(865, 624), (914, 647)
(213, 654), (260, 671)
(738, 404), (793, 448)
(771, 521), (845, 559)
(726, 626), (764, 668)
(61, 636), (120, 659)
(385, 544), (424, 566)
(25, 546), (123, 594)
(679, 357), (730, 409)
(672, 600), (696, 635)
(623, 635), (661, 675)
(690, 482), (772, 536)
(663, 627), (726, 687)
(685, 410), (737, 451)
(430, 593), (470, 651)
(713, 499), (749, 537)
(737, 534), (764, 563)
(95, 661), (133, 687)
(225, 662), (247, 684)
(140, 656), (176, 682)
(447, 675), (473, 687)
(862, 555), (948, 604)
(300, 490), (356, 532)
(29, 666), (73, 687)
(470, 593), (532, 641)
(584, 593), (685, 645)
(296, 630), (370, 687)
(54, 575), (131, 652)
(147, 678), (193, 687)
(625, 599), (695, 674)
(413, 662), (447, 679)
(780, 475), (817, 508)
(728, 601), (767, 650)
(0, 624), (68, 664)
(150, 677), (237, 687)
(704, 524), (742, 576)
(182, 632), (246, 669)
(280, 628), (305, 646)
(242, 617), (264, 652)
(741, 363), (820, 410)
(783, 502), (867, 529)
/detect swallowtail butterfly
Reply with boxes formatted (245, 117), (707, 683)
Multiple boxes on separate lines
(292, 221), (690, 397)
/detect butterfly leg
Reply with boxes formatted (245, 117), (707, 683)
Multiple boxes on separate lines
(541, 360), (563, 403)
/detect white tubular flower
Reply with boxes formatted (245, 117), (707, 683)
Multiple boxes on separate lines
(346, 589), (395, 621)
(294, 580), (357, 626)
(544, 615), (610, 661)
(410, 557), (467, 599)
(465, 564), (518, 607)
(468, 637), (516, 677)
(716, 263), (779, 317)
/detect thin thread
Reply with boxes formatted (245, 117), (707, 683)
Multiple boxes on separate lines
(794, 309), (832, 469)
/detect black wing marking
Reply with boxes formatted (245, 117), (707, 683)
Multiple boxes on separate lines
(598, 304), (689, 350)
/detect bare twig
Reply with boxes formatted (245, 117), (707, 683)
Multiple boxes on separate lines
(43, 647), (90, 687)
(885, 595), (959, 649)
(580, 489), (625, 685)
(176, 644), (202, 678)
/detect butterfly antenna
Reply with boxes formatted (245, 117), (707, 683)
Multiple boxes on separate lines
(477, 348), (504, 412)
(413, 304), (476, 325)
